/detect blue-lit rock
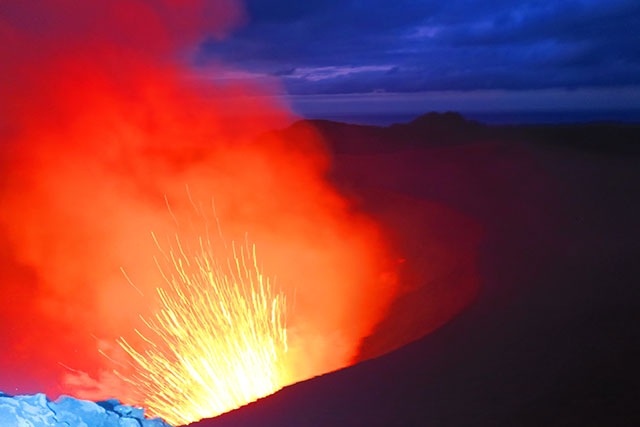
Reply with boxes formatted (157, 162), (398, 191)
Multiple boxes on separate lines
(0, 392), (172, 427)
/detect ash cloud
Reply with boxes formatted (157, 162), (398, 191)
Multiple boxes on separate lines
(0, 0), (397, 407)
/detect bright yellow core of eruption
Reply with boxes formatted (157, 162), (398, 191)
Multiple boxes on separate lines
(117, 232), (288, 426)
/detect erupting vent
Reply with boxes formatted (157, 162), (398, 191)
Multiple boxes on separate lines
(118, 229), (288, 425)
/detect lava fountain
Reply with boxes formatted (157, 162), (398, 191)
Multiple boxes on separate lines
(117, 205), (289, 425)
(0, 1), (397, 424)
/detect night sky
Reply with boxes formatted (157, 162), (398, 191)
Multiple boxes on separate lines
(197, 0), (640, 120)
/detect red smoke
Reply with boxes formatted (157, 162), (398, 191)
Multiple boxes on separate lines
(0, 0), (397, 404)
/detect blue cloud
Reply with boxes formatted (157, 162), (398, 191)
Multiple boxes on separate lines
(198, 0), (640, 95)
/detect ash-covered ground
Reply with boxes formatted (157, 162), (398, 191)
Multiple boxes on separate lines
(195, 113), (640, 427)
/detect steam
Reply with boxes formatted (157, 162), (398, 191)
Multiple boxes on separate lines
(0, 0), (396, 405)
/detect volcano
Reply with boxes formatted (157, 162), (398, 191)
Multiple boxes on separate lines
(191, 114), (640, 427)
(2, 113), (639, 426)
(1, 1), (639, 424)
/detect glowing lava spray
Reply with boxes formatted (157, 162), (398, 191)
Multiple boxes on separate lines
(118, 217), (288, 425)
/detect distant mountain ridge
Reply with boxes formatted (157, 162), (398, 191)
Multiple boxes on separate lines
(284, 111), (640, 155)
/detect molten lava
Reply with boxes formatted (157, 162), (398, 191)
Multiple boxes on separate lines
(118, 223), (288, 425)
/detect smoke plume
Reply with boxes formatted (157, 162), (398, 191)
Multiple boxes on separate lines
(0, 0), (396, 405)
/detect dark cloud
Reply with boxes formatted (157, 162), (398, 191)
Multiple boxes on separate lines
(198, 0), (640, 94)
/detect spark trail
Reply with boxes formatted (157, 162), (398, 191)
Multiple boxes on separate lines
(118, 226), (288, 425)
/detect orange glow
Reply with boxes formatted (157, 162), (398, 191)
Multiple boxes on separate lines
(0, 0), (398, 421)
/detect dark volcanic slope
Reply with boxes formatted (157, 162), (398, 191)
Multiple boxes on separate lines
(194, 114), (640, 427)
